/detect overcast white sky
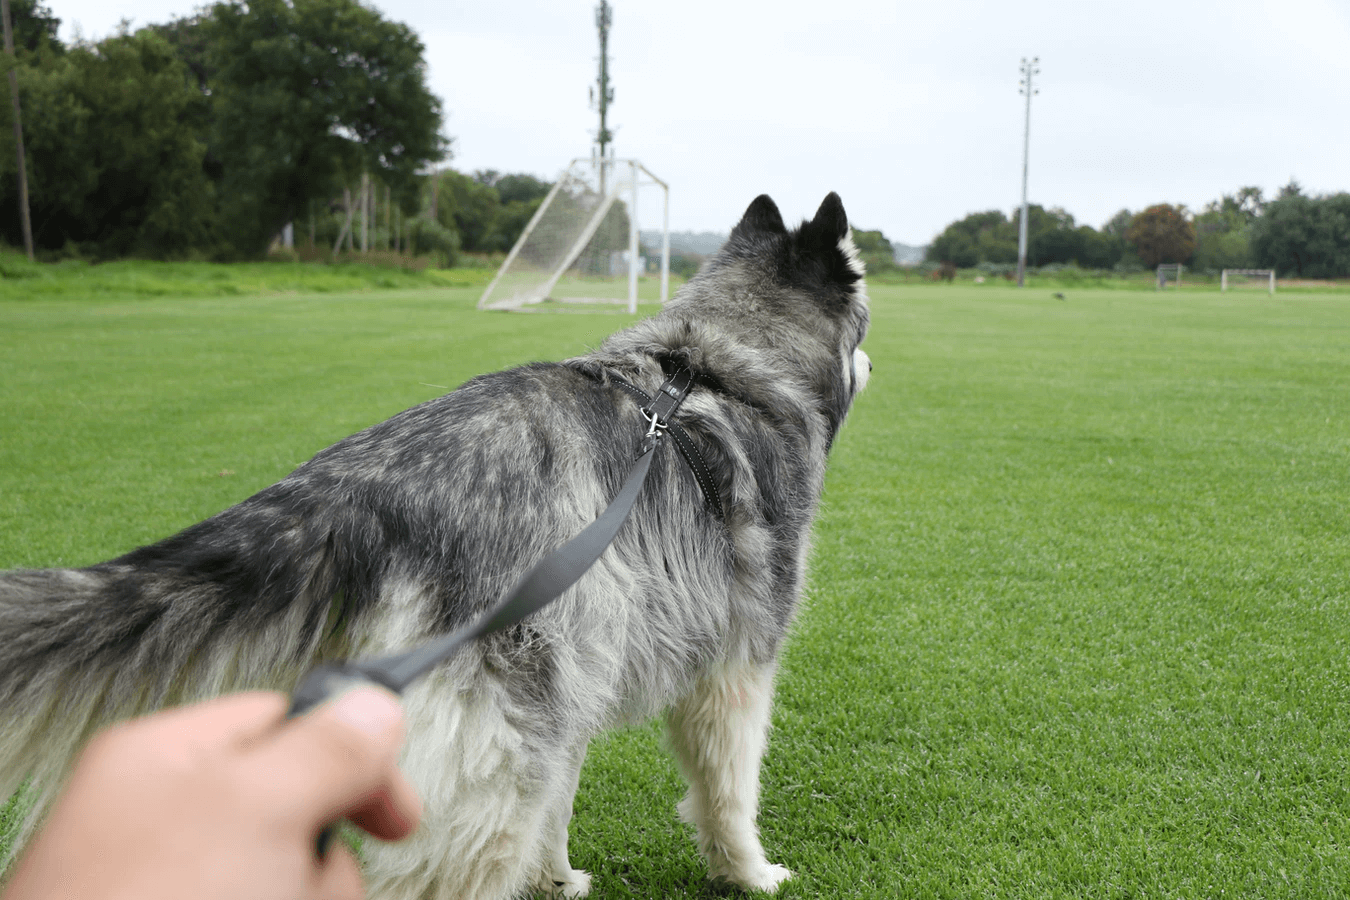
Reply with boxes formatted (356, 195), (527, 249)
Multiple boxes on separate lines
(54, 0), (1350, 246)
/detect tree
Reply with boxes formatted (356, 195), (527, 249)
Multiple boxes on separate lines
(7, 0), (61, 54)
(1102, 209), (1133, 240)
(429, 168), (555, 255)
(926, 209), (1011, 267)
(1250, 192), (1350, 278)
(1076, 226), (1123, 269)
(1126, 204), (1195, 268)
(851, 228), (897, 273)
(0, 28), (216, 255)
(1191, 189), (1260, 272)
(203, 0), (448, 256)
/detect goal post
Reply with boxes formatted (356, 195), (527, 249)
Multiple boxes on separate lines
(1156, 263), (1183, 290)
(1221, 269), (1275, 295)
(478, 157), (669, 313)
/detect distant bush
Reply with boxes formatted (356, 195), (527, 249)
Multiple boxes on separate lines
(404, 217), (461, 268)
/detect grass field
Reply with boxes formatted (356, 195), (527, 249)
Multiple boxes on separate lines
(2, 281), (1349, 897)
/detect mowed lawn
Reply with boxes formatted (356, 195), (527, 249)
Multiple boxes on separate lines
(2, 282), (1348, 897)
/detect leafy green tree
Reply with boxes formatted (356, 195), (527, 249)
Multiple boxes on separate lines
(927, 209), (1010, 267)
(432, 169), (498, 252)
(7, 0), (62, 53)
(473, 169), (552, 252)
(203, 0), (447, 255)
(429, 168), (556, 255)
(1076, 226), (1123, 269)
(0, 29), (215, 255)
(1250, 192), (1350, 278)
(493, 173), (550, 206)
(1126, 204), (1195, 268)
(851, 228), (897, 273)
(1027, 207), (1080, 266)
(1102, 208), (1133, 239)
(1191, 188), (1261, 272)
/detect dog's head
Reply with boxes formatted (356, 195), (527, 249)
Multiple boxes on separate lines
(670, 193), (872, 437)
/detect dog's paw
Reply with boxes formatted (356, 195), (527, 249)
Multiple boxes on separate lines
(724, 862), (792, 894)
(537, 868), (592, 898)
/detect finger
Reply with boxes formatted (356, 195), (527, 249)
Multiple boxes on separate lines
(244, 686), (406, 830)
(101, 692), (287, 751)
(309, 842), (366, 900)
(345, 765), (422, 842)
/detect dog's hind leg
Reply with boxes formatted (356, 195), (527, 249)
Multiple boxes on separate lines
(667, 660), (792, 894)
(532, 741), (592, 898)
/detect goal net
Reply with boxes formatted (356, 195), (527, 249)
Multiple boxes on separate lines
(1156, 263), (1184, 290)
(1221, 269), (1275, 295)
(478, 157), (669, 313)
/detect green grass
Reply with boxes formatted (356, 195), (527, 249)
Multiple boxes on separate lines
(0, 252), (495, 300)
(3, 282), (1350, 896)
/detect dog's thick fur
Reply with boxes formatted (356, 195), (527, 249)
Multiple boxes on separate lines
(0, 192), (870, 898)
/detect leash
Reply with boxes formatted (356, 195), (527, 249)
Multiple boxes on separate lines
(286, 367), (700, 856)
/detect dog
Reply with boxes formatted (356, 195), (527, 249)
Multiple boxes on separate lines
(0, 191), (871, 898)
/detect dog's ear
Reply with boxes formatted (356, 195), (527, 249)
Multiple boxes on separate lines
(733, 194), (788, 238)
(797, 192), (863, 289)
(802, 192), (849, 245)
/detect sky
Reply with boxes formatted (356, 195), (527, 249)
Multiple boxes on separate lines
(52, 0), (1350, 247)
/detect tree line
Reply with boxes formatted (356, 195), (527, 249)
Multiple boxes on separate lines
(0, 0), (448, 259)
(925, 182), (1350, 278)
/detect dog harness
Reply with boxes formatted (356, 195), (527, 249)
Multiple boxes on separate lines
(608, 369), (725, 521)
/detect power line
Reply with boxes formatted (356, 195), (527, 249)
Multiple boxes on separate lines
(1016, 56), (1039, 288)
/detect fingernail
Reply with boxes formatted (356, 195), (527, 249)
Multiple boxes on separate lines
(330, 687), (404, 739)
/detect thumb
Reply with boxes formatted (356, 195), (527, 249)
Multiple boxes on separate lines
(246, 686), (407, 832)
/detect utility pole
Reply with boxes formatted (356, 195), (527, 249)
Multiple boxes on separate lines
(1016, 56), (1039, 288)
(1, 0), (34, 261)
(590, 1), (614, 193)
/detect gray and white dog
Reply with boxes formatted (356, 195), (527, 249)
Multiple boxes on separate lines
(0, 192), (870, 898)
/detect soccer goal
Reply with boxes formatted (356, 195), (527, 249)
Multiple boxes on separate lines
(1156, 263), (1183, 290)
(1221, 269), (1275, 295)
(478, 157), (669, 313)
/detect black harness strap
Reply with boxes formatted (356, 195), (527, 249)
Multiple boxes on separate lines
(610, 373), (725, 521)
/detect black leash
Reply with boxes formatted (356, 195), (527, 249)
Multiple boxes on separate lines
(286, 368), (700, 856)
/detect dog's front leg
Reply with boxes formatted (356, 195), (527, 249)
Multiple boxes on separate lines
(667, 660), (792, 893)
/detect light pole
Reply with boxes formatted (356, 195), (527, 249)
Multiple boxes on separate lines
(590, 1), (615, 193)
(1016, 57), (1039, 288)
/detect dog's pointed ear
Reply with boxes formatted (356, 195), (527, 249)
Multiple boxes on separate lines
(806, 192), (849, 243)
(797, 192), (864, 287)
(733, 194), (787, 238)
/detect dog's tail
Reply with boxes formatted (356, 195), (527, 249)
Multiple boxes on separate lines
(0, 494), (352, 862)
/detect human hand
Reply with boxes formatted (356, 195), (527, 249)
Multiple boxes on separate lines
(2, 688), (421, 900)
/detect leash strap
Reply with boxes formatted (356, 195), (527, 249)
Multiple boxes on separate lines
(286, 369), (698, 856)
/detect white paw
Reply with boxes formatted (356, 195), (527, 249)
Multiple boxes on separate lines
(537, 868), (592, 898)
(726, 862), (792, 894)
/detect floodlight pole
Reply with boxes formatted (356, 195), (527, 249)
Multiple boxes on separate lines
(592, 1), (615, 195)
(1016, 57), (1039, 289)
(2, 0), (34, 261)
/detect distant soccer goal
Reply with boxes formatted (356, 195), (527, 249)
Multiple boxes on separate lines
(1156, 264), (1184, 290)
(1221, 269), (1275, 295)
(478, 157), (669, 313)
